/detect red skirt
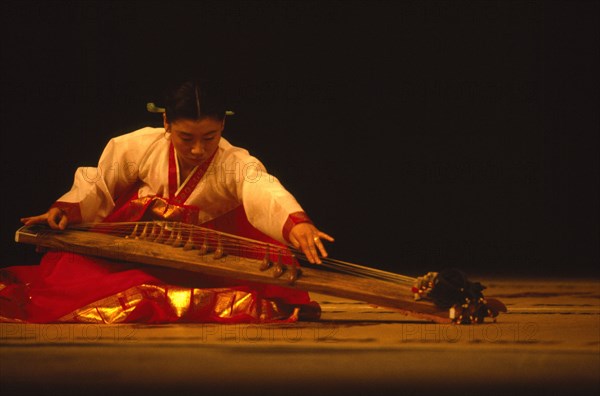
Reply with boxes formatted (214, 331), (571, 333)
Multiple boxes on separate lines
(0, 251), (320, 324)
(1, 204), (320, 324)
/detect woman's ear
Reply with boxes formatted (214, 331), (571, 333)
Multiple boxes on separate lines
(163, 113), (170, 131)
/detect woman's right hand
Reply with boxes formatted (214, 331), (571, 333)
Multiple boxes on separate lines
(20, 207), (68, 230)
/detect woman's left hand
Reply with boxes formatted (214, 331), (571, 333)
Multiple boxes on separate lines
(289, 223), (334, 264)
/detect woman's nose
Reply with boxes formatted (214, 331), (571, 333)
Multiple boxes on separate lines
(191, 141), (204, 155)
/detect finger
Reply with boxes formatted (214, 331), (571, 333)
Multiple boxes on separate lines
(289, 234), (300, 249)
(314, 231), (335, 258)
(47, 213), (62, 230)
(290, 234), (317, 264)
(58, 214), (68, 230)
(21, 215), (44, 225)
(297, 236), (316, 264)
(317, 232), (335, 242)
(306, 235), (322, 264)
(289, 231), (316, 264)
(313, 236), (329, 259)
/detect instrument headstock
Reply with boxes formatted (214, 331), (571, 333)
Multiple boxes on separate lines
(412, 269), (507, 324)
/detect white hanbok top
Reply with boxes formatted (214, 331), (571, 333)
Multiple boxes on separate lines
(53, 127), (310, 244)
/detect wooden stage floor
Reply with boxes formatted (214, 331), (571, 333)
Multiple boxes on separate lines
(1, 277), (599, 396)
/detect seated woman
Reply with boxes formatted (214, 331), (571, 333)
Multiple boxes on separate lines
(1, 79), (334, 324)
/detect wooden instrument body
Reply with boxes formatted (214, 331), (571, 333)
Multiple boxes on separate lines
(14, 224), (454, 323)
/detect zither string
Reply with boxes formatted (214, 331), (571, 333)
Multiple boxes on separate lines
(62, 221), (415, 286)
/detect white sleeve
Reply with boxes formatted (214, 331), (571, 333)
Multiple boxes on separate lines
(54, 128), (160, 223)
(238, 156), (306, 243)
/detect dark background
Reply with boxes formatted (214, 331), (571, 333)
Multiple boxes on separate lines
(1, 0), (598, 278)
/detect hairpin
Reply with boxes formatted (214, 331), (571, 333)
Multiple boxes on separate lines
(146, 102), (165, 113)
(147, 103), (234, 116)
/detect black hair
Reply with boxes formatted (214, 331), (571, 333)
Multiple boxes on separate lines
(163, 79), (228, 122)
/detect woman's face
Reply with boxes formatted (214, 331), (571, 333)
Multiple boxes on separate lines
(164, 116), (224, 169)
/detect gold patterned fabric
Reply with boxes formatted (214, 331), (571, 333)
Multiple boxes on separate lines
(56, 283), (319, 324)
